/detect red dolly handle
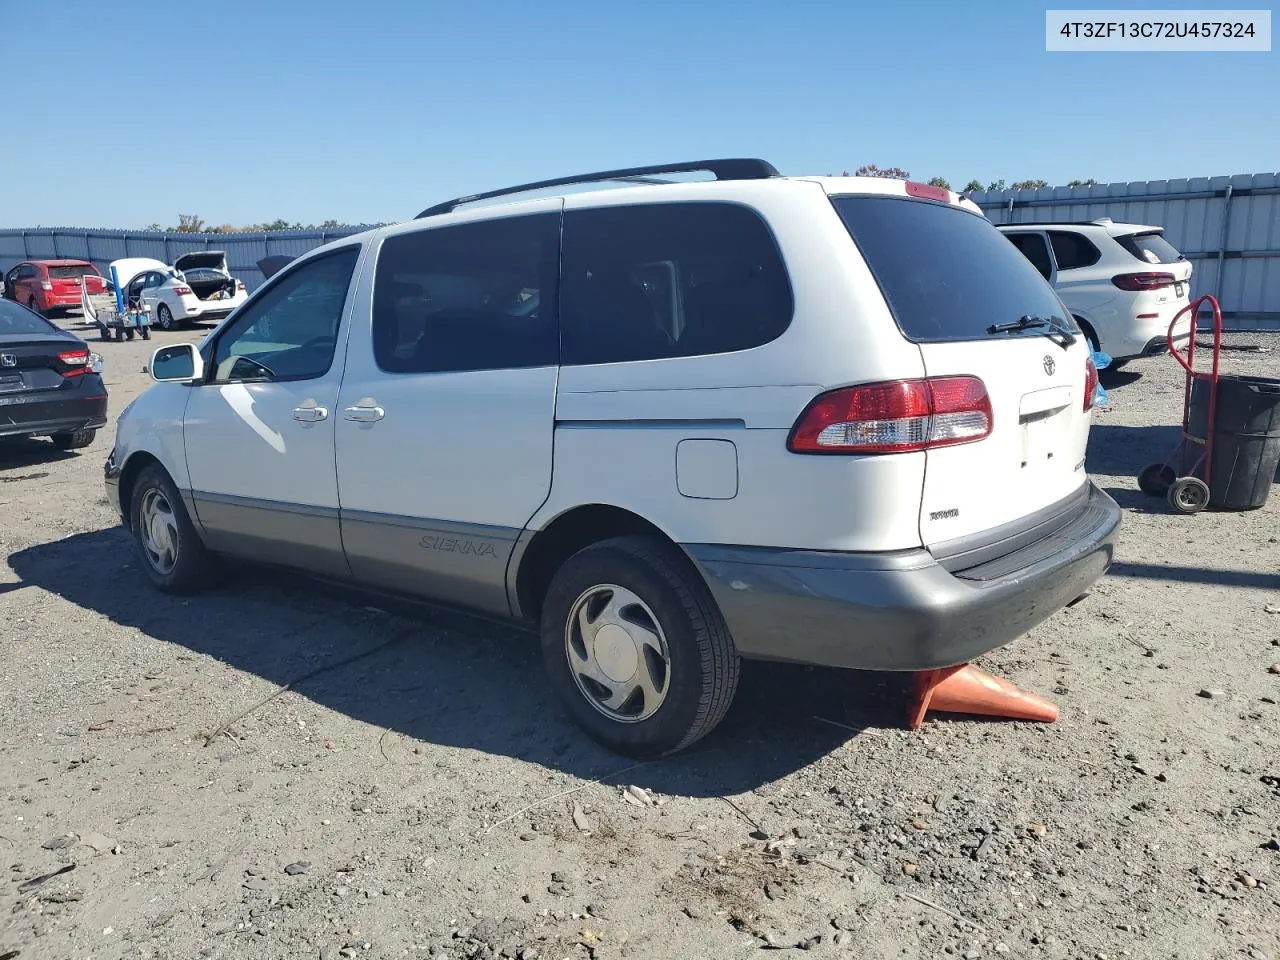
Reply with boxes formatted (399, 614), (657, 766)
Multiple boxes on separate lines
(1167, 293), (1222, 379)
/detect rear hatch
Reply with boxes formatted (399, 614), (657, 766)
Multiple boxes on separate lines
(46, 264), (104, 302)
(833, 195), (1095, 550)
(1112, 228), (1194, 311)
(0, 307), (92, 397)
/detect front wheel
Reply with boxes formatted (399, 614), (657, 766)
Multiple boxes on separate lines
(51, 429), (96, 451)
(27, 298), (42, 318)
(540, 535), (740, 758)
(129, 464), (216, 593)
(1168, 476), (1210, 514)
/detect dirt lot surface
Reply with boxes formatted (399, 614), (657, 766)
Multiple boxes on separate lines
(2, 322), (1278, 960)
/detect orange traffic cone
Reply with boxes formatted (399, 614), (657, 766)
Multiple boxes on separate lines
(907, 664), (1059, 730)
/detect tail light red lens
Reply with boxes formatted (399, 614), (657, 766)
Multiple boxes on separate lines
(1112, 272), (1175, 291)
(58, 348), (90, 377)
(174, 285), (194, 296)
(788, 376), (993, 454)
(1083, 356), (1099, 412)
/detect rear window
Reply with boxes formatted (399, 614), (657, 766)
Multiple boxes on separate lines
(1115, 230), (1183, 265)
(0, 299), (56, 334)
(47, 264), (100, 280)
(832, 197), (1068, 343)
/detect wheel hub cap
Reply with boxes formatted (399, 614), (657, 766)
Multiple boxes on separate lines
(565, 584), (671, 723)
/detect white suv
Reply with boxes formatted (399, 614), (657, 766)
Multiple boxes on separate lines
(997, 219), (1193, 367)
(105, 159), (1121, 757)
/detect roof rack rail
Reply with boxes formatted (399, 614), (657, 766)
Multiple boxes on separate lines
(415, 158), (780, 218)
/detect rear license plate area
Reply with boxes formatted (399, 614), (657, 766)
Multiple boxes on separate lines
(1175, 281), (1186, 297)
(1019, 409), (1066, 470)
(0, 374), (23, 393)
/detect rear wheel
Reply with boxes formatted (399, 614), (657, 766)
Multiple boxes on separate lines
(1075, 318), (1100, 354)
(129, 464), (215, 593)
(27, 298), (42, 318)
(51, 429), (96, 451)
(157, 304), (175, 330)
(540, 535), (740, 758)
(1138, 463), (1175, 497)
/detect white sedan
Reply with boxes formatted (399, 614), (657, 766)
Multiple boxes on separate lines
(113, 253), (249, 330)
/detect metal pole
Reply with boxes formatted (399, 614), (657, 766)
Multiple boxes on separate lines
(122, 233), (131, 257)
(51, 230), (60, 258)
(1214, 184), (1233, 309)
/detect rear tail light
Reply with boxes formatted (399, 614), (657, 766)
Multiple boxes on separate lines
(58, 348), (90, 378)
(1083, 356), (1099, 412)
(1112, 272), (1175, 291)
(174, 285), (193, 296)
(40, 280), (53, 291)
(788, 376), (993, 454)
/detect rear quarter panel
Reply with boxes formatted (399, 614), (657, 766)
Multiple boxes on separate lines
(529, 180), (929, 552)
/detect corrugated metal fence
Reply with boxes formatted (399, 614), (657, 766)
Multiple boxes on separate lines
(0, 226), (374, 294)
(4, 171), (1279, 328)
(972, 172), (1280, 329)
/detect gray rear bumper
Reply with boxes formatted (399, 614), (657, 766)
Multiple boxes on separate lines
(685, 481), (1121, 672)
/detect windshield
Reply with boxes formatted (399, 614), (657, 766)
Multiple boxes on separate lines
(832, 196), (1070, 343)
(0, 299), (57, 335)
(47, 264), (101, 280)
(1116, 230), (1184, 265)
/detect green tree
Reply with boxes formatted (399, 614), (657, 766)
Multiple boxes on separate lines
(855, 163), (911, 179)
(926, 176), (951, 189)
(1011, 179), (1050, 190)
(1067, 178), (1098, 188)
(986, 179), (1006, 192)
(963, 179), (984, 193)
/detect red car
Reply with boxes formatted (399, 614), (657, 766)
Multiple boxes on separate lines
(3, 260), (107, 317)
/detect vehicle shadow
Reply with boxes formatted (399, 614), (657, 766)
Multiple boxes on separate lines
(8, 529), (903, 798)
(0, 438), (78, 471)
(1086, 423), (1182, 480)
(1098, 367), (1143, 392)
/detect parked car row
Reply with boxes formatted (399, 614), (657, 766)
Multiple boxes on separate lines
(3, 253), (248, 329)
(104, 160), (1122, 758)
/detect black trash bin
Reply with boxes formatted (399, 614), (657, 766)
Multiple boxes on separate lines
(1185, 375), (1280, 509)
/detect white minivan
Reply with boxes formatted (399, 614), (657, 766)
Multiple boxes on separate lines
(105, 159), (1121, 757)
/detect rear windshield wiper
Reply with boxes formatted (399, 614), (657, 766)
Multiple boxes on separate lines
(987, 315), (1077, 349)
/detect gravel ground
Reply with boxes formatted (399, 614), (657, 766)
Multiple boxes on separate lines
(1, 322), (1278, 960)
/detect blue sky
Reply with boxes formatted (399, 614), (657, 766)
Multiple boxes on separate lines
(3, 0), (1275, 228)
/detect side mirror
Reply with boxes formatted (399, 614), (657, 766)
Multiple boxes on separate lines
(150, 343), (204, 384)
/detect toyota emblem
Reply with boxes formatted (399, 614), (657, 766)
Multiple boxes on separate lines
(1042, 355), (1056, 376)
(0, 353), (16, 368)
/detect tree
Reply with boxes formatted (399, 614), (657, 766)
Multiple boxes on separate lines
(927, 176), (951, 189)
(986, 179), (1006, 192)
(174, 213), (205, 233)
(1067, 178), (1098, 188)
(1011, 179), (1050, 190)
(963, 179), (984, 193)
(854, 163), (911, 180)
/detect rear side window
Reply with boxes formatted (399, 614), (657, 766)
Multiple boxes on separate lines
(1115, 230), (1183, 265)
(0, 299), (55, 334)
(560, 202), (793, 365)
(1048, 231), (1101, 270)
(1003, 232), (1053, 279)
(833, 197), (1068, 343)
(372, 213), (559, 374)
(47, 264), (100, 280)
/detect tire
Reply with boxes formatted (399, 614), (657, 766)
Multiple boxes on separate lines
(157, 303), (175, 330)
(1138, 463), (1175, 497)
(27, 298), (42, 318)
(129, 464), (215, 593)
(51, 429), (97, 451)
(1168, 476), (1210, 514)
(539, 535), (740, 758)
(1075, 319), (1100, 354)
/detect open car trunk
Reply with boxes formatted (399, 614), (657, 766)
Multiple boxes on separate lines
(175, 252), (237, 301)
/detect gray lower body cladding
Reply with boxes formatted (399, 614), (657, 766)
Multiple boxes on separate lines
(685, 481), (1121, 672)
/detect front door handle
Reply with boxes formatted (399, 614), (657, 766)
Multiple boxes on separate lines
(292, 404), (328, 422)
(343, 400), (385, 423)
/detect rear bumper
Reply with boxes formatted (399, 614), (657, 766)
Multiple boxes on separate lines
(0, 389), (108, 439)
(183, 301), (240, 321)
(686, 481), (1121, 672)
